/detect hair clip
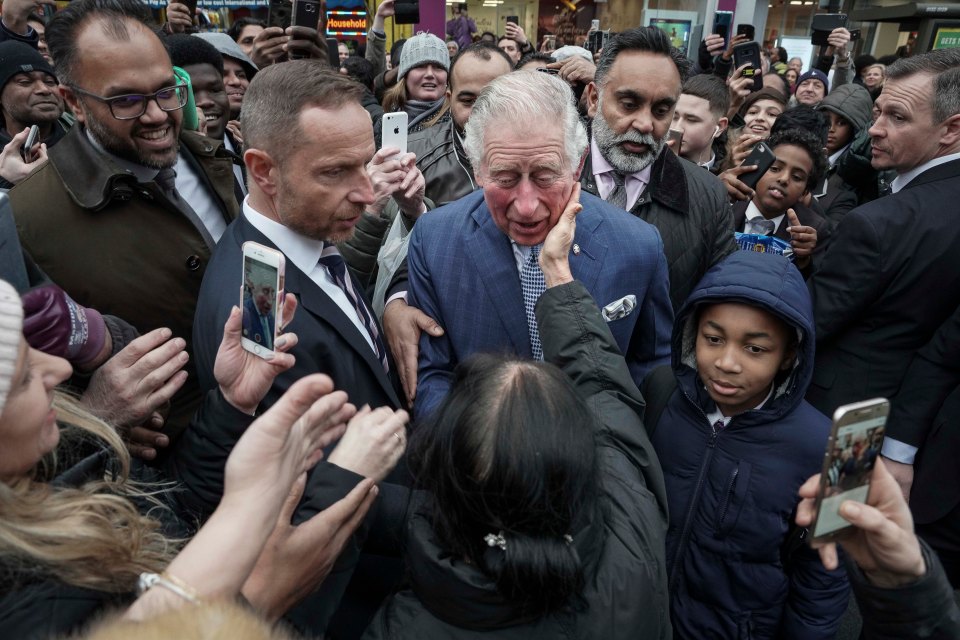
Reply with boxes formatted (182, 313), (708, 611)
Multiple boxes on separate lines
(484, 531), (507, 551)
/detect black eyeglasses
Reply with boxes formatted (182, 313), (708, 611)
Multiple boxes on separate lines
(70, 84), (188, 120)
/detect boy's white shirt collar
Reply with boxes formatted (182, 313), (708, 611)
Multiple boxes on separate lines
(706, 384), (776, 428)
(745, 201), (786, 235)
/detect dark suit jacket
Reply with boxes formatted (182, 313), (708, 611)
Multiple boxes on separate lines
(408, 190), (673, 419)
(807, 159), (960, 417)
(180, 213), (403, 633)
(886, 301), (960, 523)
(192, 213), (401, 424)
(732, 199), (831, 277)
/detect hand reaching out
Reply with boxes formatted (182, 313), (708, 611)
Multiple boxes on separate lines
(539, 183), (582, 288)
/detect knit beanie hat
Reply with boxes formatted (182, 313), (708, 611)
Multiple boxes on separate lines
(797, 68), (829, 96)
(398, 32), (450, 81)
(0, 280), (23, 416)
(0, 40), (56, 93)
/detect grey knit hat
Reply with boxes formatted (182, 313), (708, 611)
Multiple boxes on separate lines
(398, 32), (450, 80)
(0, 279), (23, 416)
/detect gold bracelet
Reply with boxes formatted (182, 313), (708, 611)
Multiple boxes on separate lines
(138, 571), (200, 604)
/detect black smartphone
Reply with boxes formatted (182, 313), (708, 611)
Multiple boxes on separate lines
(291, 0), (321, 30)
(733, 41), (763, 92)
(394, 0), (419, 25)
(181, 0), (197, 16)
(326, 37), (340, 66)
(738, 141), (777, 190)
(736, 24), (755, 41)
(713, 22), (729, 49)
(506, 15), (519, 25)
(267, 0), (292, 29)
(811, 13), (848, 45)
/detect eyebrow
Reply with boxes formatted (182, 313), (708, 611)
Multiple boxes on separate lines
(102, 77), (178, 96)
(704, 321), (774, 340)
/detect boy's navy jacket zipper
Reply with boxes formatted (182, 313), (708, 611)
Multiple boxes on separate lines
(668, 385), (722, 591)
(717, 466), (739, 533)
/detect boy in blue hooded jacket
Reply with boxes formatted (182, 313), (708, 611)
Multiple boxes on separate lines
(649, 250), (849, 639)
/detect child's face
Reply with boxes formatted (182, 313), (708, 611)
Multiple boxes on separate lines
(753, 144), (813, 218)
(695, 303), (796, 417)
(743, 99), (783, 138)
(825, 111), (854, 154)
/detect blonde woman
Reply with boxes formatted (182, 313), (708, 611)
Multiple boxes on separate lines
(0, 279), (407, 637)
(862, 63), (885, 100)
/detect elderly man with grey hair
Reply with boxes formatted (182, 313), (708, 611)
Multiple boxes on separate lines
(406, 70), (673, 419)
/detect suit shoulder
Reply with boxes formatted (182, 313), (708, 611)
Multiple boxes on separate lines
(412, 190), (484, 240)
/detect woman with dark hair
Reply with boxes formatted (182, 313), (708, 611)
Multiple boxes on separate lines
(364, 189), (671, 639)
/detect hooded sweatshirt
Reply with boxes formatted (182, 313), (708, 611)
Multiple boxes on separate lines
(650, 251), (849, 640)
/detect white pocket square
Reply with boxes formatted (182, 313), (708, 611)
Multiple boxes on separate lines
(602, 295), (637, 322)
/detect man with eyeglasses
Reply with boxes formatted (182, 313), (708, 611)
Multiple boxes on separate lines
(10, 0), (240, 449)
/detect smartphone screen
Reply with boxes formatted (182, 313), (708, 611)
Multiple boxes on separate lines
(241, 243), (285, 357)
(811, 399), (889, 539)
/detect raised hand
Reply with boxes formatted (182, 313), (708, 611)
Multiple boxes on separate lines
(539, 183), (582, 288)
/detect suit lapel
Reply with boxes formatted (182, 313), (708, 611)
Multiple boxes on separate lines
(237, 217), (400, 406)
(569, 210), (606, 294)
(464, 206), (532, 355)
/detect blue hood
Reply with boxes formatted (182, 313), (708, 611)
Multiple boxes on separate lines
(672, 251), (816, 422)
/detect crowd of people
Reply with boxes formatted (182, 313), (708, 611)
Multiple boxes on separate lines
(0, 0), (959, 637)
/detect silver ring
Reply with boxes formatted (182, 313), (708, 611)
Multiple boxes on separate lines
(393, 431), (404, 444)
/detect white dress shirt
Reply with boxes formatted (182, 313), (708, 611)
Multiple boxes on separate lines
(744, 201), (785, 235)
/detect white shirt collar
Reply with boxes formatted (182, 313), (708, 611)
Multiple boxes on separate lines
(705, 384), (775, 428)
(744, 200), (785, 235)
(242, 196), (325, 276)
(891, 151), (960, 193)
(828, 144), (850, 167)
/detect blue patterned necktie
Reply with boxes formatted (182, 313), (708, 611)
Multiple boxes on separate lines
(317, 245), (389, 372)
(521, 245), (546, 361)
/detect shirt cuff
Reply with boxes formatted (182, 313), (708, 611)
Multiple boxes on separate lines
(881, 438), (918, 465)
(385, 291), (408, 308)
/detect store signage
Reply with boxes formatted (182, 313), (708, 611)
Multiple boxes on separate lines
(327, 10), (367, 36)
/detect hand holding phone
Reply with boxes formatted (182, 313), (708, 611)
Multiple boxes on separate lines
(666, 128), (683, 155)
(810, 398), (889, 541)
(381, 112), (408, 159)
(241, 242), (286, 359)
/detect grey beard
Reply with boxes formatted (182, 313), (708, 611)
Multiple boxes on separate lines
(592, 111), (665, 174)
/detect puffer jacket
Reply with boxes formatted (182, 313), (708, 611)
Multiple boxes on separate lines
(650, 251), (849, 639)
(363, 281), (671, 640)
(580, 145), (736, 312)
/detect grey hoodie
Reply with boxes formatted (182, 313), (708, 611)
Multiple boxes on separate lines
(818, 83), (874, 135)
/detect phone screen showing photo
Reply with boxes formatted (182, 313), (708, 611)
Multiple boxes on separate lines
(813, 413), (886, 538)
(242, 256), (279, 351)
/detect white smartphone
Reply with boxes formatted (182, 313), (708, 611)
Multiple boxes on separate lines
(810, 398), (889, 541)
(240, 241), (286, 359)
(381, 111), (408, 158)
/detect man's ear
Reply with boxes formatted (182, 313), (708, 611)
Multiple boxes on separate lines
(244, 148), (278, 196)
(60, 86), (85, 125)
(585, 81), (599, 119)
(940, 112), (960, 148)
(716, 116), (729, 136)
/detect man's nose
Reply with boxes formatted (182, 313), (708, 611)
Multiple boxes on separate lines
(513, 177), (539, 216)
